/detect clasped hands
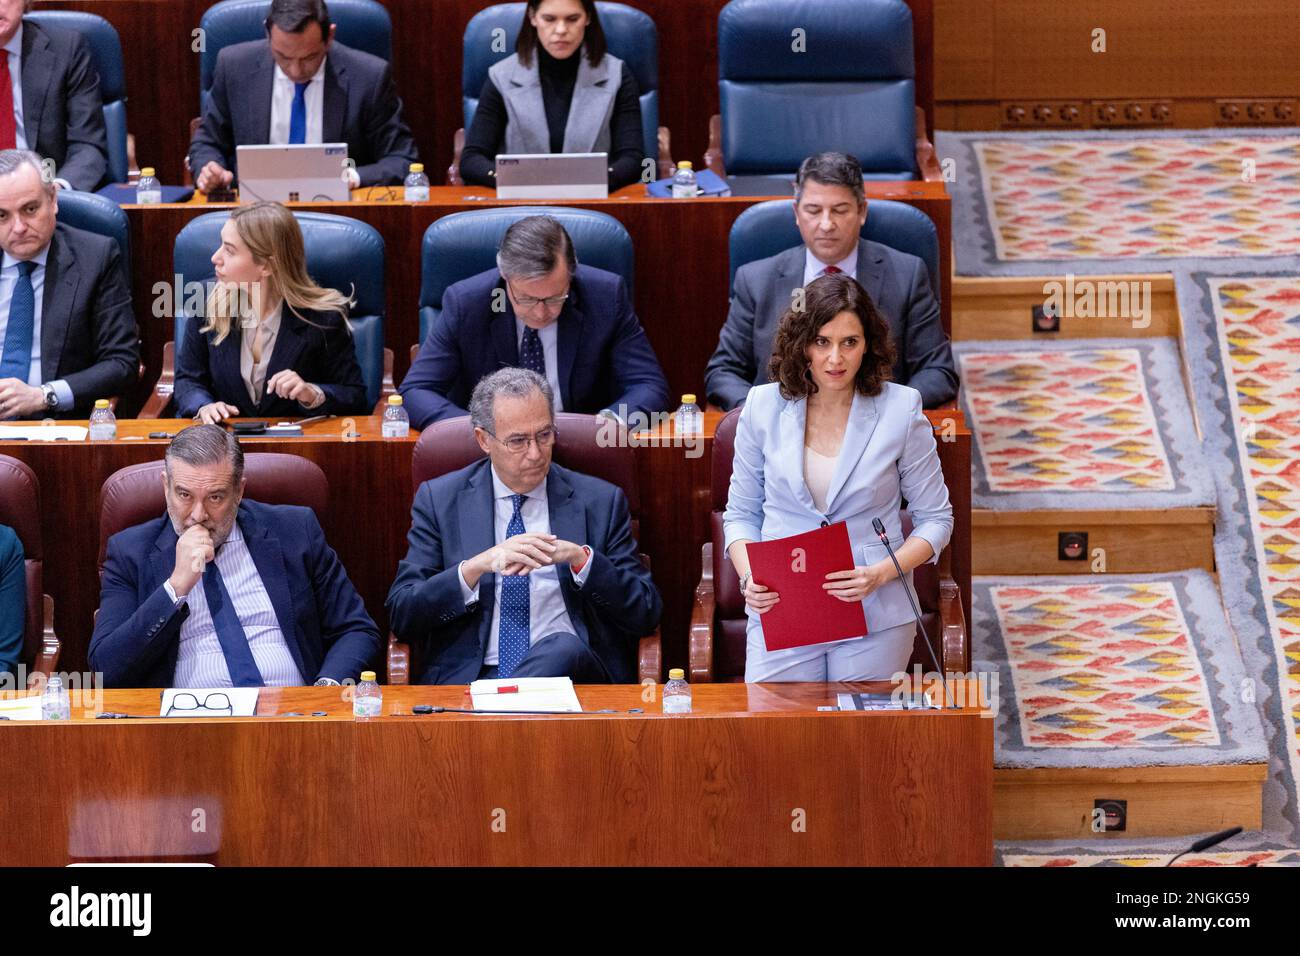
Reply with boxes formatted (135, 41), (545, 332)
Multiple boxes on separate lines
(195, 371), (324, 423)
(468, 533), (586, 579)
(742, 561), (894, 614)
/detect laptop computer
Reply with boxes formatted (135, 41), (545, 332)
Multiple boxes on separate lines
(235, 143), (352, 204)
(495, 152), (609, 199)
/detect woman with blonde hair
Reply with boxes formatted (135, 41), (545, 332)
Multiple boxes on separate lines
(174, 201), (369, 423)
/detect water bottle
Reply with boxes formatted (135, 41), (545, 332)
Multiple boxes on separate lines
(663, 668), (691, 714)
(136, 167), (162, 204)
(382, 394), (410, 438)
(42, 675), (70, 720)
(353, 670), (382, 718)
(674, 394), (702, 436)
(88, 399), (116, 441)
(404, 162), (430, 202)
(671, 161), (698, 198)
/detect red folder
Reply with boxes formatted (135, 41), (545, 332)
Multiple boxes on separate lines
(745, 521), (868, 651)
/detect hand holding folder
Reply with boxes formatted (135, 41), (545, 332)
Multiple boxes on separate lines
(744, 522), (869, 651)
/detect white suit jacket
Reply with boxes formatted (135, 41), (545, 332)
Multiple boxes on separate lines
(723, 381), (954, 638)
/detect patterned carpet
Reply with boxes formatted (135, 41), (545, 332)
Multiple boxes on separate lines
(1004, 849), (1300, 867)
(955, 338), (1214, 510)
(937, 128), (1300, 276)
(974, 572), (1265, 769)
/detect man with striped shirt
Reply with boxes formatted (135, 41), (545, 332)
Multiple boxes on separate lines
(90, 425), (380, 688)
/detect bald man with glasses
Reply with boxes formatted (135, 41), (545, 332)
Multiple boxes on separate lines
(387, 367), (662, 684)
(399, 214), (669, 430)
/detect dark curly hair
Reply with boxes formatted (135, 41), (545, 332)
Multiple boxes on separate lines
(767, 273), (895, 400)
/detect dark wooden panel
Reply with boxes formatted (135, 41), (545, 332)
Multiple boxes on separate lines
(0, 683), (992, 866)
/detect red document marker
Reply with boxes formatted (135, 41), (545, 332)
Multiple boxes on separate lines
(745, 521), (868, 651)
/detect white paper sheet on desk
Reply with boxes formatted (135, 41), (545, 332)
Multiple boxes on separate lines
(469, 677), (582, 713)
(160, 687), (259, 717)
(0, 696), (44, 720)
(0, 425), (89, 441)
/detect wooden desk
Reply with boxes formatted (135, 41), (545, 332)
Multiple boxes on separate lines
(122, 182), (952, 415)
(1, 416), (417, 676)
(0, 681), (992, 866)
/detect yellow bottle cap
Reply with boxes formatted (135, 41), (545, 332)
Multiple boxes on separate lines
(668, 668), (685, 680)
(388, 394), (403, 405)
(410, 163), (424, 173)
(140, 167), (155, 177)
(94, 399), (110, 409)
(681, 394), (696, 405)
(677, 161), (693, 169)
(360, 671), (376, 682)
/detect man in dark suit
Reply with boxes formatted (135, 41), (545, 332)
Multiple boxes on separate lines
(387, 368), (662, 684)
(705, 151), (958, 410)
(90, 425), (381, 688)
(0, 3), (109, 192)
(0, 149), (136, 420)
(188, 0), (418, 192)
(400, 214), (669, 430)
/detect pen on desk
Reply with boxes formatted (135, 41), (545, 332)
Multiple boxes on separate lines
(148, 431), (174, 439)
(295, 413), (332, 426)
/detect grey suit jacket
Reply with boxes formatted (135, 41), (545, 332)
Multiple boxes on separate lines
(20, 19), (110, 192)
(704, 242), (958, 410)
(488, 51), (621, 156)
(187, 39), (419, 187)
(24, 223), (139, 418)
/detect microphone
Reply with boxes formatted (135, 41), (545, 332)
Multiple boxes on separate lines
(872, 517), (956, 709)
(1165, 826), (1243, 866)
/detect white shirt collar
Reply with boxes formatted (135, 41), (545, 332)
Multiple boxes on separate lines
(3, 243), (50, 271)
(804, 242), (859, 281)
(273, 57), (327, 87)
(4, 24), (23, 58)
(489, 462), (548, 502)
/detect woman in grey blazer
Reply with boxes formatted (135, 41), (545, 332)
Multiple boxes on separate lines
(460, 0), (646, 190)
(723, 274), (954, 682)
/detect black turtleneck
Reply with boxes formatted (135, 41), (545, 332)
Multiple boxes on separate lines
(460, 44), (647, 191)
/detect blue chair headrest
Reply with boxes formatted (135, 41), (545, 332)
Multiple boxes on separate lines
(56, 190), (130, 264)
(718, 0), (913, 81)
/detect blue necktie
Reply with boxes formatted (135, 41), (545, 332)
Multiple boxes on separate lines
(520, 326), (545, 376)
(0, 260), (36, 383)
(497, 493), (531, 678)
(288, 81), (309, 144)
(202, 558), (265, 687)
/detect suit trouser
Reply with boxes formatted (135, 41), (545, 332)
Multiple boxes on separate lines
(744, 621), (916, 682)
(477, 632), (613, 683)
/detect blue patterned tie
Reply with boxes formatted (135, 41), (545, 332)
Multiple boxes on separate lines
(0, 260), (36, 383)
(520, 326), (545, 376)
(497, 493), (531, 678)
(289, 81), (309, 144)
(202, 559), (264, 687)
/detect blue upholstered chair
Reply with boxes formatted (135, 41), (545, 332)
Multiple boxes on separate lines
(415, 206), (634, 354)
(55, 189), (131, 265)
(450, 2), (671, 185)
(728, 198), (940, 303)
(141, 211), (392, 417)
(704, 0), (941, 185)
(26, 11), (130, 184)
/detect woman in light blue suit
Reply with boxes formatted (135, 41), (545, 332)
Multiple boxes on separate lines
(723, 274), (953, 681)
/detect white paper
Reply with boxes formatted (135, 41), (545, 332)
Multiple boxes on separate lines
(469, 677), (582, 713)
(160, 687), (259, 717)
(0, 425), (89, 441)
(0, 695), (44, 720)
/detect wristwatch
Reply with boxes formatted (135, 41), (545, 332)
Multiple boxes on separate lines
(41, 383), (58, 410)
(739, 571), (752, 594)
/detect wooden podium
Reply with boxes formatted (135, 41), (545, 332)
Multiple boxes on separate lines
(3, 682), (991, 866)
